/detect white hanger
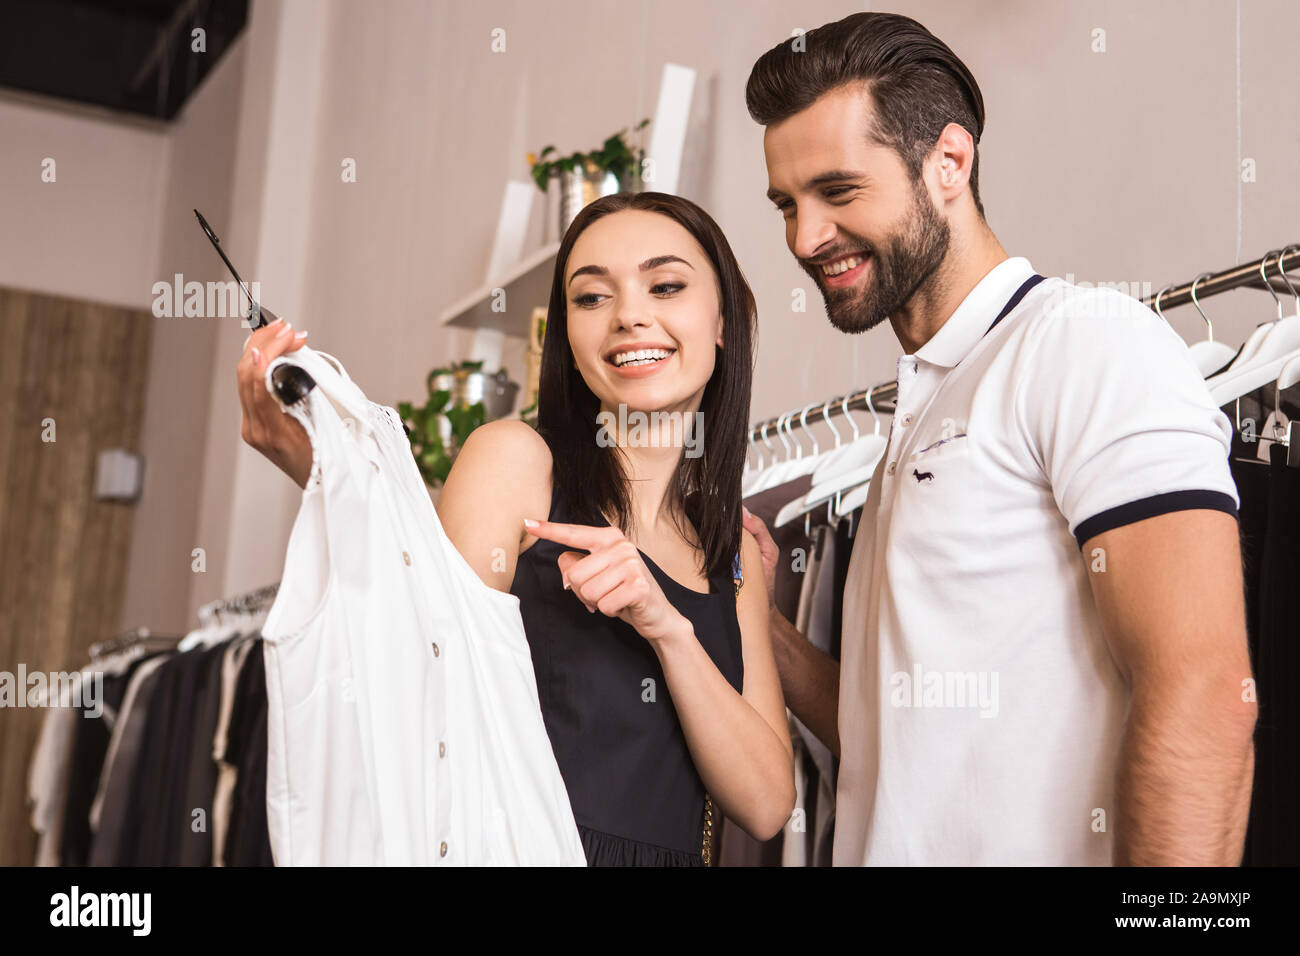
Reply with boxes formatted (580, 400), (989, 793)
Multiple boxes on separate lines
(775, 397), (856, 527)
(1245, 247), (1300, 357)
(745, 407), (824, 496)
(1156, 274), (1236, 378)
(1209, 248), (1300, 405)
(179, 605), (237, 651)
(807, 394), (860, 485)
(755, 412), (800, 492)
(835, 479), (871, 516)
(812, 389), (888, 485)
(1214, 249), (1295, 375)
(743, 414), (791, 495)
(771, 406), (824, 484)
(1224, 252), (1289, 373)
(775, 390), (888, 528)
(741, 420), (778, 495)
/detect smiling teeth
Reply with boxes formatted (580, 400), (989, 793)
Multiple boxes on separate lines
(613, 348), (673, 367)
(823, 254), (865, 276)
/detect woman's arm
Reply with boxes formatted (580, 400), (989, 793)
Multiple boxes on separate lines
(435, 420), (552, 593)
(651, 528), (796, 841)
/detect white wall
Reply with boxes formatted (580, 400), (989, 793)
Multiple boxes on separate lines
(0, 94), (169, 310)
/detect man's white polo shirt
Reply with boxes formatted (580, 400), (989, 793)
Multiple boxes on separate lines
(833, 256), (1240, 866)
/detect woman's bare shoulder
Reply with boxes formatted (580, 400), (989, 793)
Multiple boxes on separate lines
(444, 419), (551, 501)
(436, 420), (553, 589)
(462, 419), (552, 468)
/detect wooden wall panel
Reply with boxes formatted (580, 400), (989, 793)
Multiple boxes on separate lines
(0, 286), (152, 866)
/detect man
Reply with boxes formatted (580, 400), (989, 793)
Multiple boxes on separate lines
(739, 11), (1256, 866)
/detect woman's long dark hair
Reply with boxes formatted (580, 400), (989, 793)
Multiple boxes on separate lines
(537, 192), (756, 581)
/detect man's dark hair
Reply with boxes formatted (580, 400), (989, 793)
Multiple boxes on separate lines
(746, 12), (987, 219)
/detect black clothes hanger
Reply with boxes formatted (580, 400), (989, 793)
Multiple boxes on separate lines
(194, 209), (315, 406)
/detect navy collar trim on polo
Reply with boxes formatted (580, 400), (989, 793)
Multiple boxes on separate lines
(912, 256), (1036, 369)
(986, 274), (1047, 336)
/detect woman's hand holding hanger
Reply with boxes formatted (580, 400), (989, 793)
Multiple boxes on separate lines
(236, 317), (312, 489)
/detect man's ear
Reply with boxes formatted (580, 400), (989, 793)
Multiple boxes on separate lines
(934, 121), (974, 201)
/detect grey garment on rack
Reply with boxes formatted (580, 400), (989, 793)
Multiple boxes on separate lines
(784, 523), (845, 867)
(807, 524), (845, 867)
(782, 525), (827, 866)
(794, 525), (837, 785)
(88, 654), (172, 864)
(28, 676), (83, 866)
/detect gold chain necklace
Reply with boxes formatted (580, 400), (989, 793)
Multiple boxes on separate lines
(702, 793), (715, 865)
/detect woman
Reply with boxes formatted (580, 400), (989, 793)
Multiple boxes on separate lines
(237, 192), (794, 866)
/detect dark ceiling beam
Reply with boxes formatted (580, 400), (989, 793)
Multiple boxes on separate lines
(127, 0), (203, 94)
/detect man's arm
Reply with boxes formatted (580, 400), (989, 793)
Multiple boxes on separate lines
(742, 507), (841, 758)
(1082, 508), (1256, 866)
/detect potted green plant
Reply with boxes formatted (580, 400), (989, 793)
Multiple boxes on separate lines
(528, 118), (650, 237)
(398, 360), (487, 487)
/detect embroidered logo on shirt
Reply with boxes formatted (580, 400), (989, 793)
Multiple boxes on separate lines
(912, 468), (934, 483)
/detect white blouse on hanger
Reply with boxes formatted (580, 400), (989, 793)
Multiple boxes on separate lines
(260, 346), (585, 866)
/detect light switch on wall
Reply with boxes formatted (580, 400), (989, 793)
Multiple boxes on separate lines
(94, 449), (143, 502)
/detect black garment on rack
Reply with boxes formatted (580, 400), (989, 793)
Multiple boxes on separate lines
(77, 637), (274, 867)
(1237, 441), (1300, 866)
(115, 651), (187, 865)
(828, 509), (858, 665)
(510, 489), (745, 866)
(135, 647), (208, 863)
(177, 640), (230, 866)
(1228, 385), (1300, 867)
(142, 640), (229, 865)
(222, 637), (274, 867)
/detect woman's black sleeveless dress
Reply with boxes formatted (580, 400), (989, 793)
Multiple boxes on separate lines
(510, 489), (745, 866)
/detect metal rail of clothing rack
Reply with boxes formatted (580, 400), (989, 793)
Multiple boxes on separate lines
(746, 245), (1300, 444)
(196, 582), (280, 625)
(87, 627), (181, 660)
(88, 583), (282, 659)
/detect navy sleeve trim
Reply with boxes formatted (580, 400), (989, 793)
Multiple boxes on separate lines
(1073, 490), (1238, 549)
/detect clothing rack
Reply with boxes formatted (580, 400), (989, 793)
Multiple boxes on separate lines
(86, 584), (279, 661)
(748, 381), (898, 447)
(196, 582), (280, 625)
(1140, 245), (1300, 312)
(87, 627), (180, 660)
(747, 245), (1300, 445)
